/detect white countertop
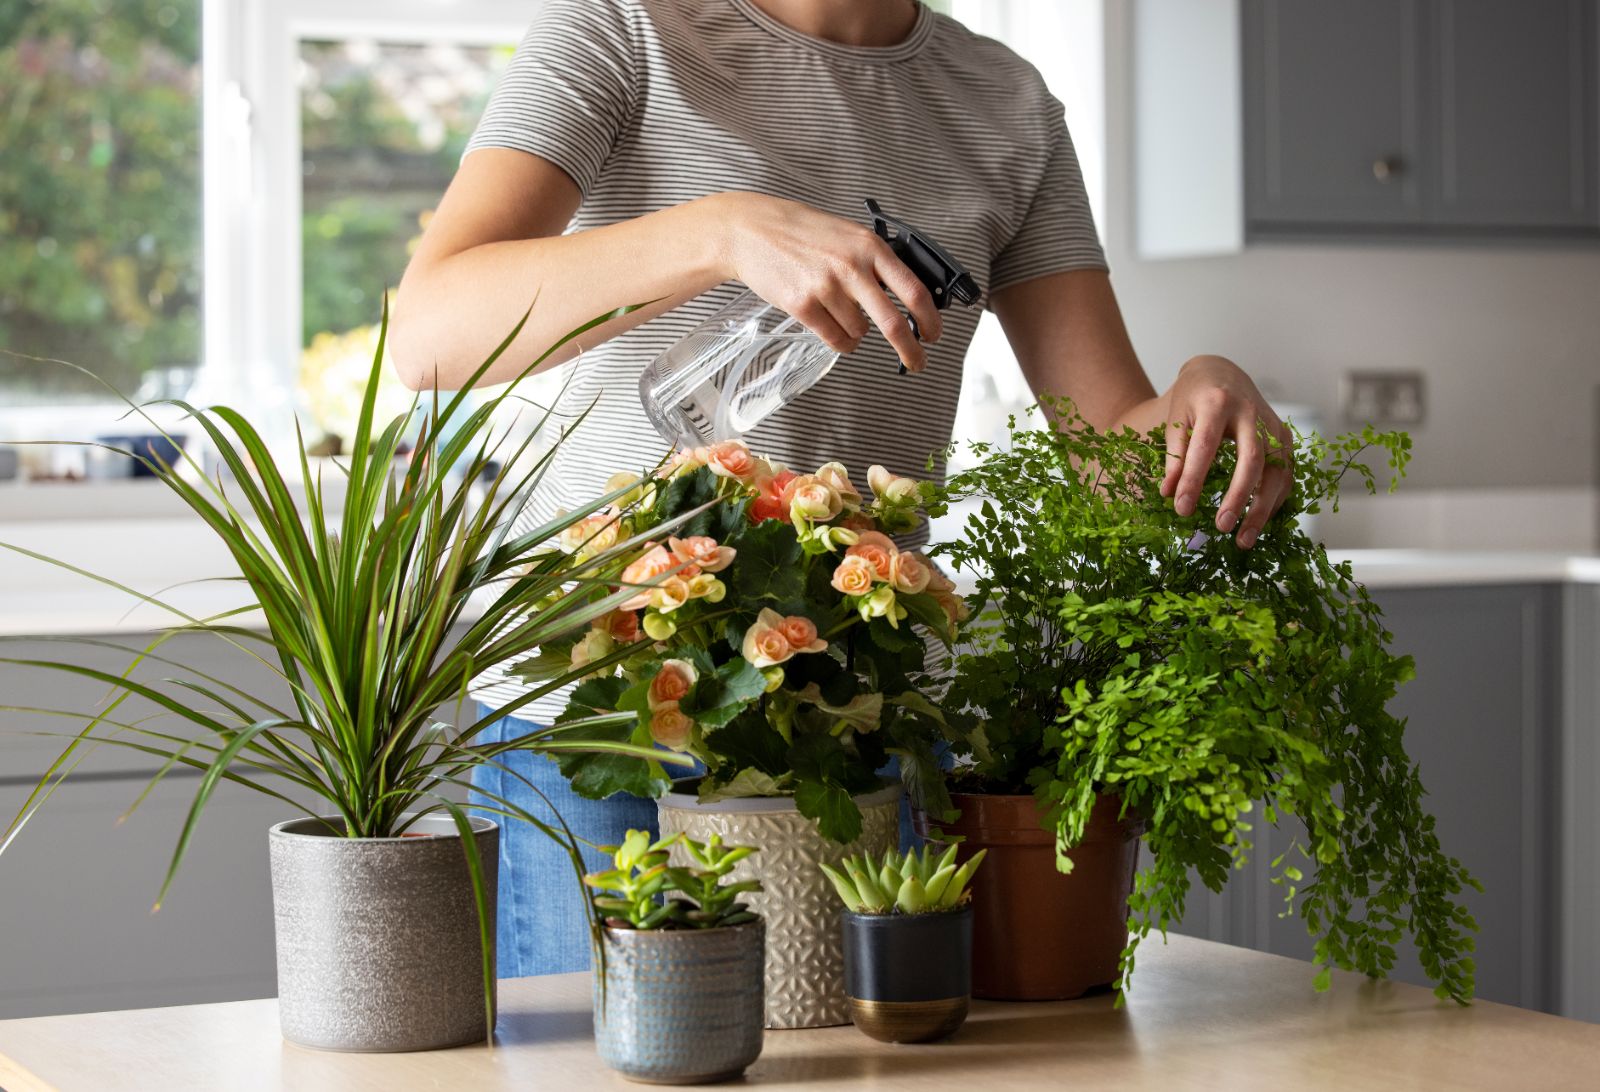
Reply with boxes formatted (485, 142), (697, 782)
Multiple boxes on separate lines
(2, 513), (1597, 637)
(1329, 550), (1600, 588)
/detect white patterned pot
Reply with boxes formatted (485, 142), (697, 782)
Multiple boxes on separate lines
(657, 782), (900, 1029)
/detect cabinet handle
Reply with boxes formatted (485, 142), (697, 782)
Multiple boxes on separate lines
(1372, 156), (1404, 182)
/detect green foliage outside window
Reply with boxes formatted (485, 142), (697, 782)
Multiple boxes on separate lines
(0, 0), (200, 402)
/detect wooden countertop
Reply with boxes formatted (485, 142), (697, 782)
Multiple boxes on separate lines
(1, 934), (1595, 1092)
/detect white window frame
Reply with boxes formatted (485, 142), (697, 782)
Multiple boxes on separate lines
(201, 0), (536, 440)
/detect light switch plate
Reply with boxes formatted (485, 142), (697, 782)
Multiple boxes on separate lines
(1341, 370), (1426, 426)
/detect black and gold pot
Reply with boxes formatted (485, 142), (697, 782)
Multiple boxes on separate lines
(840, 906), (973, 1043)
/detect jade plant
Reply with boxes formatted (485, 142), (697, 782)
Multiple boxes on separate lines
(587, 829), (763, 930)
(926, 400), (1479, 1003)
(821, 845), (985, 915)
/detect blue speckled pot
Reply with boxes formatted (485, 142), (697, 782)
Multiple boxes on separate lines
(593, 921), (766, 1085)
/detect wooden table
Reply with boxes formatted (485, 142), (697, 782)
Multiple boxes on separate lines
(1, 934), (1595, 1091)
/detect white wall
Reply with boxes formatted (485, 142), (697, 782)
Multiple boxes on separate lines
(1100, 0), (1600, 491)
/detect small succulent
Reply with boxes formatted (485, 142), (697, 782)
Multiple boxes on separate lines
(821, 845), (986, 914)
(586, 829), (763, 930)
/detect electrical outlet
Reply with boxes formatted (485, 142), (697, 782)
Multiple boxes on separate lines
(1341, 371), (1426, 426)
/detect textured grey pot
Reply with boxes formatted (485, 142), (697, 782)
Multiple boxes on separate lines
(268, 814), (497, 1052)
(593, 921), (766, 1084)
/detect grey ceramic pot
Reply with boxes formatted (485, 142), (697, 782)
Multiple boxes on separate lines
(593, 921), (766, 1084)
(268, 814), (497, 1052)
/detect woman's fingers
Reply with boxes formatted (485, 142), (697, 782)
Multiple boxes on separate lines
(1237, 425), (1294, 547)
(1161, 418), (1188, 499)
(789, 297), (858, 355)
(815, 279), (870, 352)
(1215, 415), (1265, 534)
(872, 248), (943, 344)
(847, 266), (928, 372)
(1170, 405), (1226, 517)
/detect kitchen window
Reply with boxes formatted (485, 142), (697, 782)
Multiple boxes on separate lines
(0, 0), (202, 408)
(1, 0), (1111, 476)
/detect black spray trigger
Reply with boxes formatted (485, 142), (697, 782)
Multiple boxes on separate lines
(864, 198), (980, 377)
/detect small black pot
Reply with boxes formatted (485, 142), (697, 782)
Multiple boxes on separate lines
(841, 906), (973, 1043)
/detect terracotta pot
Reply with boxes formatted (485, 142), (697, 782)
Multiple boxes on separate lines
(913, 792), (1140, 1001)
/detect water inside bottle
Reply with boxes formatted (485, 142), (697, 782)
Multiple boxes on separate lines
(640, 324), (838, 446)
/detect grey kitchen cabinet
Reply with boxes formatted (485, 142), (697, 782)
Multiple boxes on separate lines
(1243, 0), (1428, 227)
(1169, 582), (1600, 1019)
(1243, 0), (1600, 236)
(0, 629), (472, 1019)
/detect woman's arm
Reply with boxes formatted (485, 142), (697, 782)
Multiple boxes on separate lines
(991, 270), (1292, 549)
(391, 149), (944, 390)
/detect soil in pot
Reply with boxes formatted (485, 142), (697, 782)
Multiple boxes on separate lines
(913, 792), (1140, 1001)
(593, 920), (766, 1084)
(842, 906), (973, 1042)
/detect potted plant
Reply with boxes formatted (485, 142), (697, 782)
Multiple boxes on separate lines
(522, 443), (960, 1027)
(920, 403), (1479, 1005)
(821, 844), (985, 1042)
(586, 829), (765, 1084)
(0, 305), (693, 1050)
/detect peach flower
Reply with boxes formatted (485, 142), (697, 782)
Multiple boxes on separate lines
(751, 468), (800, 523)
(658, 447), (709, 479)
(649, 659), (698, 709)
(651, 574), (692, 613)
(570, 628), (614, 671)
(706, 440), (759, 482)
(599, 609), (641, 644)
(669, 535), (735, 575)
(649, 703), (695, 750)
(781, 474), (843, 523)
(776, 614), (828, 655)
(845, 530), (898, 582)
(868, 464), (922, 505)
(830, 555), (876, 597)
(890, 550), (932, 595)
(687, 573), (727, 603)
(618, 544), (677, 611)
(558, 512), (621, 557)
(741, 624), (792, 669)
(813, 462), (862, 507)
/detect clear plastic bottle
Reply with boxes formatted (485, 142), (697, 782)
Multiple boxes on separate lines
(639, 199), (978, 447)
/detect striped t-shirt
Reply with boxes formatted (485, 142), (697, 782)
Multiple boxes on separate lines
(467, 0), (1106, 712)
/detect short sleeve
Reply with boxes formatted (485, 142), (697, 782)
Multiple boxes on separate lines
(464, 0), (637, 197)
(988, 100), (1108, 298)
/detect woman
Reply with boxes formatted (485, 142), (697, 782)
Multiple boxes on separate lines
(394, 0), (1291, 977)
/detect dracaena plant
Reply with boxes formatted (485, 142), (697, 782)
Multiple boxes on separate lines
(926, 400), (1479, 1004)
(0, 303), (693, 1039)
(520, 443), (964, 844)
(821, 845), (985, 915)
(586, 829), (762, 930)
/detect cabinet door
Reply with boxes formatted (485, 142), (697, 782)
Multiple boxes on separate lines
(1244, 0), (1427, 226)
(1428, 0), (1599, 229)
(1260, 585), (1560, 1011)
(1172, 585), (1561, 1013)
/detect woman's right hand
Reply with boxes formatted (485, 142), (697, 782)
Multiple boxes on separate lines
(708, 192), (943, 372)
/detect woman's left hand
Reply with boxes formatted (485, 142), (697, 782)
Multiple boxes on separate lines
(993, 270), (1293, 550)
(1158, 354), (1293, 549)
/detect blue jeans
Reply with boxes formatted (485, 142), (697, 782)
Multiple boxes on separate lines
(469, 705), (929, 977)
(468, 705), (660, 978)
